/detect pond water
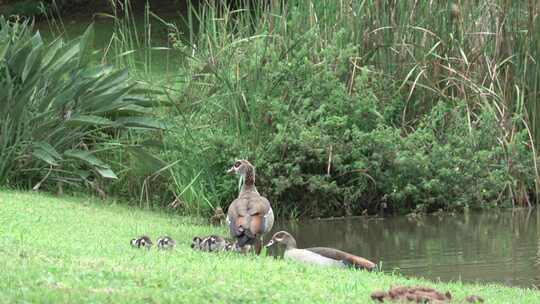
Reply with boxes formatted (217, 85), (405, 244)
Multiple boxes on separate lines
(268, 208), (540, 289)
(35, 2), (189, 81)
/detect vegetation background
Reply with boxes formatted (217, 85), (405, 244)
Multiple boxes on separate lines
(1, 0), (539, 219)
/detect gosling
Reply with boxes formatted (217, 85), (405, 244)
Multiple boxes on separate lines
(130, 235), (153, 249)
(156, 236), (176, 250)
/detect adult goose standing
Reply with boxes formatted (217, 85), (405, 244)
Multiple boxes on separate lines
(266, 231), (376, 271)
(226, 159), (274, 254)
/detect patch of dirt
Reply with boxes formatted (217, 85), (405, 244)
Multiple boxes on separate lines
(371, 286), (452, 303)
(371, 286), (485, 303)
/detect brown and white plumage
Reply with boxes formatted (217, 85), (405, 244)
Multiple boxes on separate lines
(191, 235), (238, 252)
(130, 235), (153, 249)
(156, 236), (176, 250)
(226, 159), (274, 254)
(266, 231), (376, 271)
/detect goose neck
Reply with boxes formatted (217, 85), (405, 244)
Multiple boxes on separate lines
(285, 238), (297, 250)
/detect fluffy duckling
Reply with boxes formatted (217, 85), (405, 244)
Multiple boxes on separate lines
(156, 236), (176, 250)
(266, 231), (376, 271)
(191, 235), (238, 252)
(130, 235), (153, 249)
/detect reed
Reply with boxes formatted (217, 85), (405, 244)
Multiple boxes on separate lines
(171, 0), (540, 207)
(90, 0), (539, 212)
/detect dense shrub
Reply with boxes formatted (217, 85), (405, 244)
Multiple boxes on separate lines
(161, 11), (536, 218)
(260, 74), (530, 217)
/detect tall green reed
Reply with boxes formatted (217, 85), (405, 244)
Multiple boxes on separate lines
(98, 0), (540, 211)
(177, 0), (540, 206)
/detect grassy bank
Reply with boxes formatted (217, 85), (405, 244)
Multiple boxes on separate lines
(0, 190), (538, 303)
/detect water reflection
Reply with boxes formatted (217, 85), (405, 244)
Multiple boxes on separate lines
(269, 208), (540, 289)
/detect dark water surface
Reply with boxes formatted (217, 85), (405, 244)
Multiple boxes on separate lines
(269, 209), (540, 289)
(35, 2), (188, 79)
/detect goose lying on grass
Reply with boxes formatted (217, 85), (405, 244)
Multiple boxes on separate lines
(266, 231), (376, 271)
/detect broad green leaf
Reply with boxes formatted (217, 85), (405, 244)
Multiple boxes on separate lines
(0, 40), (10, 61)
(130, 88), (166, 95)
(80, 64), (112, 79)
(30, 31), (43, 47)
(50, 83), (78, 109)
(86, 68), (128, 98)
(33, 141), (62, 159)
(31, 141), (62, 166)
(65, 115), (114, 127)
(31, 149), (59, 166)
(78, 24), (95, 67)
(86, 85), (134, 113)
(126, 146), (169, 177)
(116, 117), (166, 129)
(95, 166), (118, 179)
(73, 169), (91, 180)
(38, 82), (68, 112)
(45, 40), (79, 73)
(22, 44), (43, 83)
(9, 40), (32, 76)
(115, 104), (152, 115)
(42, 38), (63, 67)
(73, 70), (105, 101)
(125, 96), (173, 107)
(64, 149), (108, 168)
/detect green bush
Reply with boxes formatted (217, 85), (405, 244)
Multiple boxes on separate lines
(0, 17), (163, 192)
(159, 5), (536, 218)
(260, 99), (532, 217)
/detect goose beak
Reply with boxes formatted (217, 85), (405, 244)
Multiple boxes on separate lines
(265, 240), (275, 247)
(227, 166), (235, 174)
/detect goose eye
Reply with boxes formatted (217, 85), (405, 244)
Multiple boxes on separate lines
(234, 161), (241, 168)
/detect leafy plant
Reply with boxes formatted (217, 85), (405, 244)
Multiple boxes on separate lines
(0, 17), (164, 192)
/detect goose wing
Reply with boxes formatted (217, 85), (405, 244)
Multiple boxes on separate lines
(227, 194), (273, 244)
(306, 247), (376, 271)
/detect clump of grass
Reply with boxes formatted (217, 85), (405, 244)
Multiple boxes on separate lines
(0, 190), (539, 303)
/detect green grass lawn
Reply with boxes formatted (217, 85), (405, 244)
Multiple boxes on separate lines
(0, 190), (538, 303)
